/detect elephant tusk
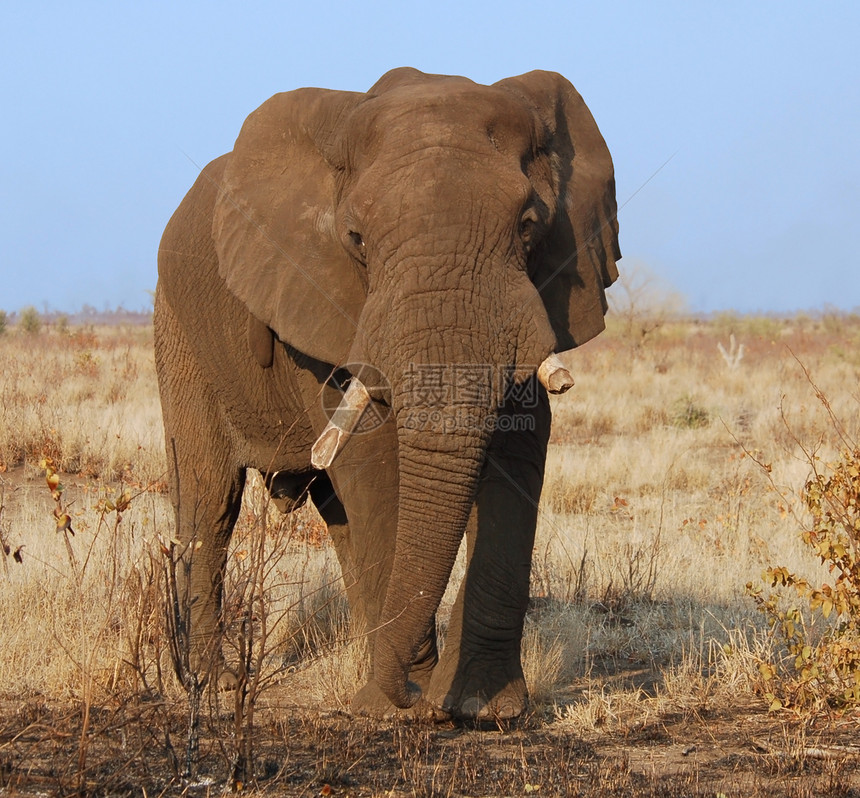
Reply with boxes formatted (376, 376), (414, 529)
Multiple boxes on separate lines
(537, 354), (575, 395)
(311, 378), (372, 469)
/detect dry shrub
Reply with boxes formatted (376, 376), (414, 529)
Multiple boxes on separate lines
(18, 306), (41, 334)
(555, 683), (648, 735)
(542, 471), (600, 515)
(747, 382), (860, 712)
(0, 471), (173, 701)
(522, 605), (587, 705)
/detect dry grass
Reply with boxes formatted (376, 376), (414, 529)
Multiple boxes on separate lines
(2, 312), (860, 794)
(0, 324), (164, 483)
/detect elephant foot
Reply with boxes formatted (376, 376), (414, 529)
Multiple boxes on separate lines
(440, 681), (527, 721)
(427, 660), (529, 721)
(351, 679), (450, 721)
(350, 635), (443, 718)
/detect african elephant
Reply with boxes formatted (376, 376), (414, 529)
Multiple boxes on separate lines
(154, 67), (619, 721)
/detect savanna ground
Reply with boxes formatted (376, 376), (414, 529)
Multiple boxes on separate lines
(1, 305), (860, 796)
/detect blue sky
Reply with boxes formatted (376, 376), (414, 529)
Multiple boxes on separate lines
(1, 1), (858, 315)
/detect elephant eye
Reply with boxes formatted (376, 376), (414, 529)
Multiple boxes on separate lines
(347, 230), (367, 262)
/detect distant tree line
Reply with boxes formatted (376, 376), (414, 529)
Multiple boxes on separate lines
(0, 305), (153, 332)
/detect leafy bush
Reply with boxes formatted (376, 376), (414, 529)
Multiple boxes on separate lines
(18, 305), (41, 334)
(748, 436), (860, 710)
(0, 309), (6, 335)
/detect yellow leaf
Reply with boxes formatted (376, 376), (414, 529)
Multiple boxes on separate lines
(115, 490), (132, 512)
(55, 513), (73, 534)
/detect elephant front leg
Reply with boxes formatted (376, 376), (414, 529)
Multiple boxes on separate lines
(168, 450), (246, 690)
(156, 293), (248, 689)
(427, 388), (551, 720)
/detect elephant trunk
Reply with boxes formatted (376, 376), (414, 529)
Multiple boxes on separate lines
(373, 407), (493, 707)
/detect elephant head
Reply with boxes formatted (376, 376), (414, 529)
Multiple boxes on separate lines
(212, 68), (619, 708)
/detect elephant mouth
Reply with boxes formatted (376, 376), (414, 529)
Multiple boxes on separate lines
(311, 353), (574, 469)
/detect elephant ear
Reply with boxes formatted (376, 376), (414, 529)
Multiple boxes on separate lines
(497, 71), (621, 351)
(212, 88), (367, 365)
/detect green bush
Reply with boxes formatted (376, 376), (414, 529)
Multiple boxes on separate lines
(671, 395), (710, 429)
(18, 305), (41, 334)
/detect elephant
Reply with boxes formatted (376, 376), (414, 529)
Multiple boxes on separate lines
(154, 67), (619, 721)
